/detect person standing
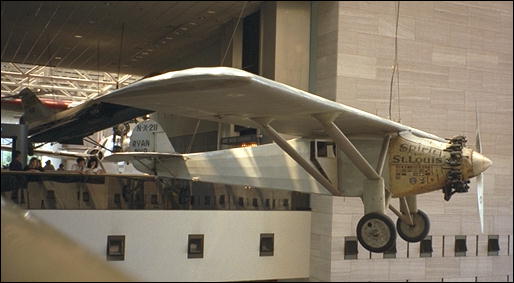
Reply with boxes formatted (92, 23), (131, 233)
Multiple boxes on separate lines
(43, 160), (55, 171)
(8, 151), (23, 171)
(71, 157), (86, 172)
(85, 158), (105, 174)
(36, 159), (44, 171)
(25, 157), (42, 171)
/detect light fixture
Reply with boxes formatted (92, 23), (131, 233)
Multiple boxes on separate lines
(141, 51), (149, 55)
(74, 35), (83, 38)
(146, 48), (154, 52)
(180, 26), (188, 31)
(207, 10), (216, 14)
(165, 36), (174, 40)
(54, 56), (62, 60)
(161, 40), (166, 44)
(189, 22), (197, 26)
(131, 58), (138, 62)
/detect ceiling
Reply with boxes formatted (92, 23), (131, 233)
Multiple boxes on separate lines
(1, 1), (261, 76)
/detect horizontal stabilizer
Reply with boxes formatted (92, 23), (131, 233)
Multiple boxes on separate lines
(103, 152), (184, 163)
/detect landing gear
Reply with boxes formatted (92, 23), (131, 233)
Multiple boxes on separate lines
(396, 210), (430, 242)
(356, 212), (396, 253)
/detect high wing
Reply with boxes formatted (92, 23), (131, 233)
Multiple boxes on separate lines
(98, 67), (445, 141)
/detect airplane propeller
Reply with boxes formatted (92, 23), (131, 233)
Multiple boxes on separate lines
(475, 105), (484, 233)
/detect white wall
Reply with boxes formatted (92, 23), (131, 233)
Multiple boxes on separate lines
(31, 210), (311, 282)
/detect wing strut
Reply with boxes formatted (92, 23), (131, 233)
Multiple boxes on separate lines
(252, 118), (340, 196)
(313, 113), (381, 180)
(376, 135), (391, 176)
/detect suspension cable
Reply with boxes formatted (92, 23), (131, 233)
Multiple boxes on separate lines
(388, 1), (401, 122)
(220, 1), (248, 66)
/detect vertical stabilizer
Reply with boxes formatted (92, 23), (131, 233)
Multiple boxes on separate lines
(127, 119), (175, 174)
(129, 119), (175, 153)
(19, 88), (58, 123)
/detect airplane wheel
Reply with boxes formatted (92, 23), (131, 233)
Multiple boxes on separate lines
(356, 213), (396, 253)
(396, 210), (430, 243)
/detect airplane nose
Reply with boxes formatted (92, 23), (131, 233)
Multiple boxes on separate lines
(472, 151), (492, 177)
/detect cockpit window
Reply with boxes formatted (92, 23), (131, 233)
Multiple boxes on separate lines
(317, 141), (336, 158)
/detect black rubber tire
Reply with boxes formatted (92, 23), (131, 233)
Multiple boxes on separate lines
(396, 209), (430, 243)
(356, 212), (396, 253)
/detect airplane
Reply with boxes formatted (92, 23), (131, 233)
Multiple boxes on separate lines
(1, 90), (142, 172)
(1, 88), (150, 145)
(1, 95), (72, 113)
(89, 67), (493, 253)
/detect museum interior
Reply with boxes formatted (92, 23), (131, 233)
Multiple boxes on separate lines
(1, 1), (512, 282)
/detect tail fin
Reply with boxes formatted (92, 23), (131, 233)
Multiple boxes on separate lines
(129, 119), (175, 153)
(120, 119), (176, 175)
(19, 88), (58, 123)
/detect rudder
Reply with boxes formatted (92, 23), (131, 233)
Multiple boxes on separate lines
(19, 88), (58, 124)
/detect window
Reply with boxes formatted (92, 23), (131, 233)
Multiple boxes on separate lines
(317, 142), (328, 157)
(188, 234), (204, 259)
(260, 234), (274, 256)
(264, 199), (270, 208)
(107, 235), (125, 261)
(238, 197), (244, 208)
(455, 235), (467, 257)
(242, 11), (260, 75)
(82, 192), (90, 202)
(151, 194), (158, 204)
(488, 235), (500, 256)
(420, 236), (433, 257)
(114, 193), (121, 204)
(283, 199), (289, 208)
(326, 143), (336, 158)
(272, 199), (276, 209)
(47, 190), (56, 200)
(252, 198), (259, 208)
(383, 241), (397, 259)
(344, 237), (358, 260)
(11, 190), (19, 202)
(179, 187), (189, 204)
(204, 196), (211, 206)
(190, 196), (195, 206)
(219, 195), (225, 206)
(317, 141), (336, 158)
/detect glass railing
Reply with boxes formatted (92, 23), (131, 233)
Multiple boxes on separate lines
(1, 170), (310, 211)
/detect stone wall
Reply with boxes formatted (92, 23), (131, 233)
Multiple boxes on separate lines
(311, 1), (513, 281)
